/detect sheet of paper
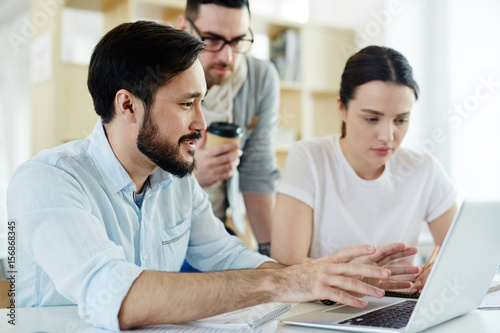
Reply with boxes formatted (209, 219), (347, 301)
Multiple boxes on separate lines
(487, 273), (500, 293)
(126, 320), (278, 332)
(479, 290), (500, 309)
(189, 302), (291, 328)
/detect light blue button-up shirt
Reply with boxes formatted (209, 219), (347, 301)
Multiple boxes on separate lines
(7, 120), (272, 330)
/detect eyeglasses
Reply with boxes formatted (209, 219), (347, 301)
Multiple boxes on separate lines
(186, 17), (254, 54)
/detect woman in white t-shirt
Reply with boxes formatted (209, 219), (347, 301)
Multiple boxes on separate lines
(271, 46), (457, 293)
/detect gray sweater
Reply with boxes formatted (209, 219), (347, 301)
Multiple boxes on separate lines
(233, 55), (281, 194)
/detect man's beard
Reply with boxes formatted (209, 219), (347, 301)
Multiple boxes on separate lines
(137, 113), (201, 178)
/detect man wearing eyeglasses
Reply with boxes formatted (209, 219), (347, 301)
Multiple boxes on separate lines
(179, 0), (280, 257)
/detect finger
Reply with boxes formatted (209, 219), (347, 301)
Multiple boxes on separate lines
(411, 281), (423, 294)
(231, 158), (241, 168)
(208, 162), (235, 175)
(415, 268), (431, 284)
(347, 290), (367, 299)
(373, 242), (407, 259)
(411, 282), (423, 293)
(207, 152), (241, 168)
(414, 264), (432, 281)
(379, 280), (414, 291)
(212, 169), (234, 183)
(387, 273), (418, 282)
(199, 162), (236, 184)
(321, 288), (370, 308)
(328, 263), (391, 281)
(323, 275), (385, 300)
(329, 245), (377, 263)
(355, 243), (406, 265)
(413, 266), (432, 292)
(385, 265), (421, 276)
(374, 247), (418, 266)
(208, 143), (240, 157)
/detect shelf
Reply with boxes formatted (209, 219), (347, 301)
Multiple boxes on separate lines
(135, 6), (183, 24)
(311, 94), (342, 137)
(309, 87), (339, 95)
(275, 144), (292, 152)
(253, 14), (303, 34)
(280, 81), (302, 91)
(30, 0), (355, 159)
(136, 0), (185, 9)
(63, 0), (124, 11)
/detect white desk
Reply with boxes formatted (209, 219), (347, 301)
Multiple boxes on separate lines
(1, 301), (499, 333)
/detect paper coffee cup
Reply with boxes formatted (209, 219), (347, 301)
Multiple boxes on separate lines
(205, 122), (242, 149)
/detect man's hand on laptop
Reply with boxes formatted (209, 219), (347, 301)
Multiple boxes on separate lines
(271, 244), (417, 308)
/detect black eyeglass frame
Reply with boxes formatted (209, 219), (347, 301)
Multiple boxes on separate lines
(186, 16), (254, 54)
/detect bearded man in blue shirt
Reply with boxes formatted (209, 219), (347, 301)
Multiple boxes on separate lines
(7, 21), (420, 331)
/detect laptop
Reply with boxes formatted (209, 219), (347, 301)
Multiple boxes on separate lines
(282, 200), (500, 332)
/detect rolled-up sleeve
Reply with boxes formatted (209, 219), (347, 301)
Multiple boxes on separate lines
(8, 162), (144, 330)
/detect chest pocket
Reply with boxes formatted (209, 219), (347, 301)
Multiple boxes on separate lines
(159, 218), (191, 271)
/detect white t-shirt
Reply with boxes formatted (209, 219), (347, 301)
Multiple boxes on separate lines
(277, 134), (457, 258)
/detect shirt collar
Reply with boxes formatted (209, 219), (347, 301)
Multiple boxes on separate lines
(87, 119), (173, 193)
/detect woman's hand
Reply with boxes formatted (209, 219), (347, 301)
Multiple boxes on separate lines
(351, 243), (421, 293)
(411, 262), (434, 293)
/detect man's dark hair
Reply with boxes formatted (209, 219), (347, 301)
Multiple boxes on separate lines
(88, 21), (206, 123)
(339, 45), (420, 137)
(186, 0), (250, 21)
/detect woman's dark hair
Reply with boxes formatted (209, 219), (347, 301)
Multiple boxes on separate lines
(186, 0), (250, 21)
(88, 21), (206, 124)
(339, 45), (419, 137)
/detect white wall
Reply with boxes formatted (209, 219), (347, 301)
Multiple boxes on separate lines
(447, 0), (500, 200)
(0, 0), (31, 235)
(309, 0), (387, 46)
(385, 0), (500, 200)
(386, 0), (452, 170)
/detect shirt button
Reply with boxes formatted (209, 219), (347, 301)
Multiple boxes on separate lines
(142, 254), (148, 261)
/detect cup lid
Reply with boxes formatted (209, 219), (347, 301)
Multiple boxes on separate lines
(207, 122), (242, 138)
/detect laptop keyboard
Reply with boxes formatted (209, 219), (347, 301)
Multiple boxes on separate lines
(384, 290), (420, 299)
(339, 300), (416, 329)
